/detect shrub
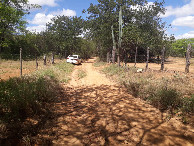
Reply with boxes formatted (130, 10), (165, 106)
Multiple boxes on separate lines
(182, 95), (194, 113)
(0, 75), (59, 122)
(148, 88), (181, 112)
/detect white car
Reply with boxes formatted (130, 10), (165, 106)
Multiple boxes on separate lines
(66, 55), (81, 65)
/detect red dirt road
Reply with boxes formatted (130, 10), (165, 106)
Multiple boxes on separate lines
(36, 59), (194, 145)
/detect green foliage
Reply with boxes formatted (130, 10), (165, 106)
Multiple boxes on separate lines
(0, 75), (58, 122)
(149, 88), (181, 111)
(0, 0), (40, 54)
(47, 16), (84, 56)
(102, 64), (123, 76)
(84, 0), (172, 60)
(0, 61), (73, 123)
(171, 38), (194, 57)
(182, 95), (194, 113)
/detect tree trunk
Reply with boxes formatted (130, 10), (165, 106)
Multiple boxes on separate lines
(111, 25), (116, 64)
(185, 43), (191, 73)
(145, 47), (149, 71)
(118, 6), (122, 67)
(20, 48), (22, 77)
(43, 55), (46, 65)
(117, 48), (120, 66)
(36, 56), (38, 70)
(134, 46), (138, 67)
(161, 46), (165, 71)
(51, 52), (55, 64)
(107, 51), (110, 63)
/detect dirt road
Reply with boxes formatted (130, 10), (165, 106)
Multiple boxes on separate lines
(38, 58), (194, 145)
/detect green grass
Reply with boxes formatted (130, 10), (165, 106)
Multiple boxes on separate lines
(93, 58), (107, 67)
(77, 69), (87, 79)
(93, 61), (107, 67)
(0, 61), (74, 139)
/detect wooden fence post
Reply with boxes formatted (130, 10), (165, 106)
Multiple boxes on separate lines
(185, 43), (191, 73)
(161, 46), (165, 71)
(20, 48), (22, 77)
(134, 46), (138, 67)
(51, 53), (55, 64)
(145, 47), (149, 71)
(36, 55), (38, 70)
(43, 55), (46, 65)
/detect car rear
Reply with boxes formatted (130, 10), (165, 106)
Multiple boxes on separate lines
(66, 55), (81, 64)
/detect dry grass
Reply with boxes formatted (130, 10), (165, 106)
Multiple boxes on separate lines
(102, 58), (194, 124)
(126, 57), (194, 73)
(0, 59), (64, 80)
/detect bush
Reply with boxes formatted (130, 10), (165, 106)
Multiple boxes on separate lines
(0, 75), (59, 122)
(182, 95), (194, 113)
(149, 88), (181, 111)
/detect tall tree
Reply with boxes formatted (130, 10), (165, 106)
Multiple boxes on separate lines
(0, 0), (40, 54)
(47, 16), (84, 56)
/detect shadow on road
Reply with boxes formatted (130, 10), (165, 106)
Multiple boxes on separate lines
(34, 85), (194, 145)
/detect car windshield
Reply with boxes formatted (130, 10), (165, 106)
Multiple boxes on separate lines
(72, 55), (78, 59)
(68, 55), (79, 59)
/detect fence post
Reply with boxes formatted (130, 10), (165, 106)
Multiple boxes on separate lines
(161, 46), (165, 71)
(51, 52), (55, 64)
(145, 47), (149, 71)
(111, 25), (116, 64)
(185, 43), (191, 73)
(43, 55), (46, 65)
(36, 55), (38, 70)
(20, 48), (22, 77)
(134, 46), (138, 67)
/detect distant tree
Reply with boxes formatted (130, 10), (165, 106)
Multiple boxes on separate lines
(47, 16), (84, 57)
(171, 38), (194, 57)
(0, 0), (40, 54)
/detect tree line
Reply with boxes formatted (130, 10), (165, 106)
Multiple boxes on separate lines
(1, 0), (192, 62)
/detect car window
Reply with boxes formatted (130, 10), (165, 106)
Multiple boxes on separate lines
(73, 56), (78, 59)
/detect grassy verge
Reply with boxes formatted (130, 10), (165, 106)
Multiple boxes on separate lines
(0, 61), (74, 141)
(77, 69), (87, 79)
(102, 64), (194, 123)
(93, 58), (107, 67)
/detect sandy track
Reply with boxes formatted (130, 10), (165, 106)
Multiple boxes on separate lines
(37, 58), (194, 146)
(69, 61), (115, 87)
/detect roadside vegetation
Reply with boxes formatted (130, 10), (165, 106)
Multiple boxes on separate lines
(77, 69), (87, 79)
(0, 62), (74, 141)
(93, 58), (107, 67)
(102, 64), (194, 124)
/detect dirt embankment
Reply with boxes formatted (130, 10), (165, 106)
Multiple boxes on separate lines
(35, 58), (194, 145)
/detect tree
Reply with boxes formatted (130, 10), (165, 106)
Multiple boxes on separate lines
(0, 0), (40, 54)
(84, 0), (170, 63)
(47, 16), (84, 57)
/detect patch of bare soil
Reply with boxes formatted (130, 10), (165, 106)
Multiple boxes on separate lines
(127, 57), (194, 73)
(35, 58), (194, 145)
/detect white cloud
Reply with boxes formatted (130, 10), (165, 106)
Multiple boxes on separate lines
(162, 0), (194, 17)
(28, 0), (57, 7)
(27, 25), (46, 33)
(130, 2), (154, 11)
(176, 31), (194, 39)
(28, 9), (76, 32)
(30, 13), (54, 25)
(172, 16), (194, 28)
(51, 9), (76, 17)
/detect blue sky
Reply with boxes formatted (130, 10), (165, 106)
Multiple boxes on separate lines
(26, 0), (194, 39)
